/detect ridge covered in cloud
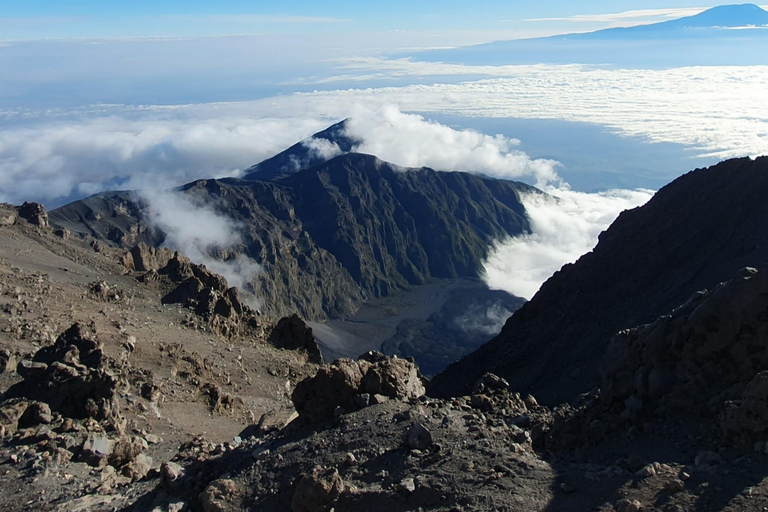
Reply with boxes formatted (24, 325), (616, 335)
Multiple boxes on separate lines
(343, 107), (561, 187)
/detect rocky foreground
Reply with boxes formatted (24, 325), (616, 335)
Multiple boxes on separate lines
(4, 200), (768, 511)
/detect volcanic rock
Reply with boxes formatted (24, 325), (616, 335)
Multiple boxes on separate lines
(18, 201), (48, 227)
(269, 314), (323, 364)
(291, 466), (344, 512)
(4, 323), (123, 429)
(291, 353), (425, 423)
(0, 204), (17, 226)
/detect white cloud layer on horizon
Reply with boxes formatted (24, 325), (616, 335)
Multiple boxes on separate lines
(1, 63), (766, 207)
(0, 114), (335, 205)
(287, 62), (768, 159)
(521, 7), (708, 25)
(482, 187), (654, 300)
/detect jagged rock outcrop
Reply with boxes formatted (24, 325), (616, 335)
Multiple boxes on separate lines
(17, 201), (48, 227)
(159, 253), (261, 338)
(291, 352), (426, 423)
(269, 314), (323, 364)
(123, 241), (175, 272)
(434, 156), (768, 404)
(3, 323), (123, 431)
(0, 203), (17, 226)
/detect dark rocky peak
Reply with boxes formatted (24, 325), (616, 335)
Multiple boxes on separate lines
(433, 156), (768, 404)
(243, 118), (361, 181)
(276, 152), (536, 295)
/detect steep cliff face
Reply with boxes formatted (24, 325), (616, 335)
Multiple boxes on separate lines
(50, 152), (536, 321)
(433, 156), (768, 404)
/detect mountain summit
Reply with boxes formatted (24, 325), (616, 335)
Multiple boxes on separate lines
(659, 4), (768, 29)
(411, 3), (768, 67)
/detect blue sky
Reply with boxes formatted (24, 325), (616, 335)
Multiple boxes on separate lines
(0, 1), (754, 41)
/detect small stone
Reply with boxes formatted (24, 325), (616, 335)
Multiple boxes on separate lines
(161, 461), (185, 490)
(345, 453), (357, 465)
(291, 466), (343, 512)
(80, 434), (113, 467)
(664, 479), (685, 493)
(636, 464), (656, 478)
(407, 422), (432, 451)
(616, 498), (642, 512)
(370, 394), (389, 405)
(397, 478), (416, 493)
(199, 479), (239, 512)
(122, 453), (153, 481)
(168, 502), (187, 512)
(251, 446), (270, 460)
(16, 360), (48, 380)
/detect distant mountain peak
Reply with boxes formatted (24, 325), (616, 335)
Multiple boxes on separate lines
(243, 119), (361, 181)
(664, 3), (768, 29)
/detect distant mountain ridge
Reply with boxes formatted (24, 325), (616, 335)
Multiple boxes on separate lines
(411, 4), (768, 67)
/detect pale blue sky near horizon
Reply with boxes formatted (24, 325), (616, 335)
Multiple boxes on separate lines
(2, 1), (763, 41)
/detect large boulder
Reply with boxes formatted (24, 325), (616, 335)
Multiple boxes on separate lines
(360, 357), (425, 399)
(291, 352), (426, 423)
(291, 466), (343, 512)
(291, 359), (366, 424)
(5, 323), (123, 430)
(269, 314), (323, 364)
(18, 201), (48, 227)
(125, 242), (175, 272)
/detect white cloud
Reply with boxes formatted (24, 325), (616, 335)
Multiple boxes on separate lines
(2, 63), (766, 208)
(141, 188), (263, 304)
(482, 187), (654, 299)
(522, 7), (708, 25)
(303, 137), (343, 161)
(0, 113), (336, 205)
(283, 63), (768, 159)
(345, 106), (561, 187)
